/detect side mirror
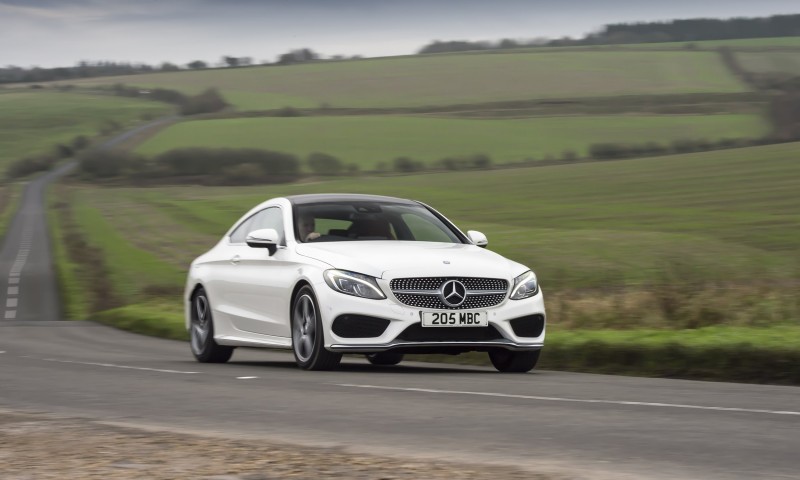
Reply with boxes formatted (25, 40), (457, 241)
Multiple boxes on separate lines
(246, 228), (280, 255)
(467, 230), (488, 248)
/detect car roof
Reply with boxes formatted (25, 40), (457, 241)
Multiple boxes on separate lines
(285, 193), (419, 206)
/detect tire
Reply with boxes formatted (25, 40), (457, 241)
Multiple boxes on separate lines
(489, 349), (540, 373)
(291, 286), (342, 371)
(366, 352), (404, 366)
(190, 288), (234, 363)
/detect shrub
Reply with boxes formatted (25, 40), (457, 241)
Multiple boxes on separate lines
(307, 152), (343, 175)
(143, 147), (301, 184)
(590, 142), (630, 160)
(393, 156), (424, 172)
(78, 149), (144, 179)
(6, 154), (58, 179)
(71, 135), (90, 150)
(275, 106), (304, 117)
(470, 153), (492, 169)
(561, 150), (578, 162)
(345, 163), (360, 175)
(55, 144), (74, 159)
(179, 88), (228, 115)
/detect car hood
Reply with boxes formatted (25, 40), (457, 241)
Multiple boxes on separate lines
(295, 241), (528, 280)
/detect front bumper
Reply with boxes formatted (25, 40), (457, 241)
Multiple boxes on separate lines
(314, 278), (546, 354)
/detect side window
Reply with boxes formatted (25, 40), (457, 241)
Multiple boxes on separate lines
(229, 207), (284, 244)
(229, 216), (255, 244)
(249, 207), (285, 243)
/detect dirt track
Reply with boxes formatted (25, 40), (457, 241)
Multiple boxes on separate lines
(0, 410), (558, 480)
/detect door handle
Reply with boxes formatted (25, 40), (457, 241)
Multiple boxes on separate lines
(230, 255), (241, 265)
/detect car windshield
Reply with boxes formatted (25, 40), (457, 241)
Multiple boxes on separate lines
(294, 201), (465, 243)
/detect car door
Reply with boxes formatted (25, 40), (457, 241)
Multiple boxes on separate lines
(220, 206), (296, 338)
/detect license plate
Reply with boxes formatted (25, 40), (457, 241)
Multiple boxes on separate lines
(421, 311), (487, 327)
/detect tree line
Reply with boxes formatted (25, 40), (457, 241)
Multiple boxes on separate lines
(419, 13), (800, 54)
(0, 47), (353, 85)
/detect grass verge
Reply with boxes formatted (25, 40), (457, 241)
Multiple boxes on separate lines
(90, 302), (186, 341)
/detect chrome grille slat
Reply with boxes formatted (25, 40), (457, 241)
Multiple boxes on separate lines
(390, 277), (508, 310)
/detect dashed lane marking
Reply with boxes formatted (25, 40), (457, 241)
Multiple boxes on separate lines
(4, 311), (16, 319)
(6, 299), (17, 308)
(8, 278), (19, 284)
(25, 356), (200, 375)
(236, 376), (259, 380)
(7, 287), (18, 295)
(335, 384), (800, 417)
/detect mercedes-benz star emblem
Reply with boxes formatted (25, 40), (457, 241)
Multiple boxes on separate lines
(440, 280), (467, 307)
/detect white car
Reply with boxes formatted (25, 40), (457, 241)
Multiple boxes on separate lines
(185, 194), (545, 372)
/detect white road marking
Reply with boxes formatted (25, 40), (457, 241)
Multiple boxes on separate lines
(236, 376), (258, 380)
(7, 287), (18, 295)
(4, 311), (16, 319)
(8, 272), (19, 277)
(8, 278), (19, 284)
(34, 357), (199, 375)
(335, 384), (800, 417)
(0, 351), (6, 354)
(6, 299), (17, 308)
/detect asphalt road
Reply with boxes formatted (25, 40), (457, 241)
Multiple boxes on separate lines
(1, 128), (799, 479)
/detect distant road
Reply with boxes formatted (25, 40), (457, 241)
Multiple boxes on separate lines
(0, 120), (798, 479)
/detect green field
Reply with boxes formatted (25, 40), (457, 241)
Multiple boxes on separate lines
(610, 36), (800, 50)
(135, 114), (768, 168)
(736, 51), (800, 75)
(54, 142), (800, 328)
(0, 91), (170, 169)
(58, 50), (747, 110)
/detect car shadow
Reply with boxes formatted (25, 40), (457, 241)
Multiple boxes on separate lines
(227, 360), (496, 374)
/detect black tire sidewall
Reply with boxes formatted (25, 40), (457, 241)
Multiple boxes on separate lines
(190, 288), (233, 363)
(292, 286), (327, 369)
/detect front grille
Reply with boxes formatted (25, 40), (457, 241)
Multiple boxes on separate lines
(394, 293), (507, 310)
(397, 323), (504, 342)
(390, 277), (507, 291)
(509, 314), (545, 338)
(332, 315), (390, 338)
(390, 277), (508, 310)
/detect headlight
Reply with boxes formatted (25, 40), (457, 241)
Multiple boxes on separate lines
(510, 270), (538, 300)
(324, 270), (386, 300)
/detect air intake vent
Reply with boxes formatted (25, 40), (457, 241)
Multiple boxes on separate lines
(509, 314), (545, 338)
(332, 315), (390, 338)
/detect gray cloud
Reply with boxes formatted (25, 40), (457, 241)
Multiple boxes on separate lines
(1, 0), (798, 67)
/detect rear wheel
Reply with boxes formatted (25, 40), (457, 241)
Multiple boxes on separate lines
(489, 349), (540, 373)
(292, 286), (342, 371)
(190, 288), (234, 363)
(366, 352), (404, 366)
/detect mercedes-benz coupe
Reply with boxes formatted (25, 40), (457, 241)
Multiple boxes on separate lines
(185, 194), (545, 372)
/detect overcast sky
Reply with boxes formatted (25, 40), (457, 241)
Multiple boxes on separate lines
(1, 0), (798, 68)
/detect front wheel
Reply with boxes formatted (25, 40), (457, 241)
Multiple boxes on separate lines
(291, 286), (342, 371)
(489, 349), (540, 373)
(190, 288), (234, 363)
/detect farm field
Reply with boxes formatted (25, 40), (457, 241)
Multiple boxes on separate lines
(54, 142), (800, 329)
(0, 91), (169, 170)
(135, 114), (768, 168)
(603, 36), (800, 50)
(55, 50), (747, 110)
(736, 51), (800, 75)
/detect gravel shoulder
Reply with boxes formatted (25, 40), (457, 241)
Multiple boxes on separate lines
(0, 409), (563, 480)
